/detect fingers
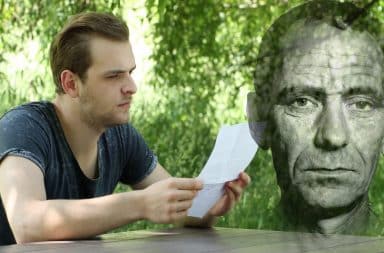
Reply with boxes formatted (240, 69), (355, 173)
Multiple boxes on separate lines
(168, 178), (203, 191)
(226, 186), (236, 206)
(168, 189), (197, 201)
(239, 172), (251, 186)
(226, 181), (242, 201)
(144, 177), (203, 224)
(174, 200), (193, 212)
(163, 200), (193, 223)
(226, 172), (251, 201)
(232, 172), (251, 187)
(164, 178), (202, 202)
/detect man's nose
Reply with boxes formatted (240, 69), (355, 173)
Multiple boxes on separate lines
(121, 74), (137, 95)
(314, 100), (349, 150)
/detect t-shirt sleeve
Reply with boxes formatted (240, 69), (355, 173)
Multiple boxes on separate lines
(0, 109), (49, 174)
(117, 124), (157, 185)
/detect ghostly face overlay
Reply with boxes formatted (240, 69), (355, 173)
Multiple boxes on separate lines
(270, 22), (384, 210)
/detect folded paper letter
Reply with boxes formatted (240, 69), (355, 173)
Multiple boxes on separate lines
(188, 123), (258, 218)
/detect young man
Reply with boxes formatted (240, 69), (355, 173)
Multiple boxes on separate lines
(0, 12), (250, 245)
(247, 0), (384, 234)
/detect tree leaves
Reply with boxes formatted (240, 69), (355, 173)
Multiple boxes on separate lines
(0, 0), (123, 114)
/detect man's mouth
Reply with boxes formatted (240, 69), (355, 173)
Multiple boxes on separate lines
(303, 167), (355, 175)
(118, 100), (132, 108)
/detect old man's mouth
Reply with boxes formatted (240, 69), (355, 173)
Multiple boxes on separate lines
(302, 167), (357, 178)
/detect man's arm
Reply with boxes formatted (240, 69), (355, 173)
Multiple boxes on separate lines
(131, 163), (171, 189)
(0, 156), (201, 243)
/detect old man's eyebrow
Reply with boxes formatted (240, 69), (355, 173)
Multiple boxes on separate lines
(344, 87), (384, 107)
(344, 87), (384, 99)
(276, 85), (384, 104)
(277, 86), (325, 101)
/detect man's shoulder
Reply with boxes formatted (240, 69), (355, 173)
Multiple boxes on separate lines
(0, 101), (57, 174)
(1, 101), (55, 123)
(0, 101), (57, 140)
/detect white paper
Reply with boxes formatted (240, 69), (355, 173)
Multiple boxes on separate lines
(188, 123), (258, 218)
(187, 183), (225, 218)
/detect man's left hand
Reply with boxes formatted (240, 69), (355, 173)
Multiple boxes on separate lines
(208, 172), (251, 217)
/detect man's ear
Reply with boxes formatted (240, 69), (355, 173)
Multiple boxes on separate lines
(247, 92), (270, 149)
(60, 70), (80, 98)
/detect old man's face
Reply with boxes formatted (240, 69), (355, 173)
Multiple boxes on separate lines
(269, 23), (384, 210)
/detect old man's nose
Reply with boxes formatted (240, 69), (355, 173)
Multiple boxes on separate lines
(314, 104), (350, 151)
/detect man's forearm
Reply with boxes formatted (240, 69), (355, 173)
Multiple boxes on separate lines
(1, 158), (205, 244)
(13, 191), (145, 243)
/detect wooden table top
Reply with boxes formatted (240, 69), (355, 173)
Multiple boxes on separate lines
(1, 227), (384, 253)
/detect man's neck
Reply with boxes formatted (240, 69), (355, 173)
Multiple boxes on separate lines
(316, 197), (370, 234)
(52, 96), (102, 179)
(280, 194), (371, 234)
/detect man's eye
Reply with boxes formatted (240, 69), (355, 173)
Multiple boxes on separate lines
(284, 96), (320, 116)
(349, 100), (374, 111)
(289, 97), (317, 108)
(107, 75), (118, 79)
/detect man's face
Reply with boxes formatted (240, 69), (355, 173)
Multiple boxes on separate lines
(269, 24), (384, 210)
(77, 36), (137, 130)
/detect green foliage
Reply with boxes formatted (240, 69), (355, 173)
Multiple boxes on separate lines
(0, 0), (124, 114)
(1, 0), (384, 236)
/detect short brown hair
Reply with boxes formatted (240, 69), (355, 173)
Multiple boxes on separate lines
(50, 12), (129, 94)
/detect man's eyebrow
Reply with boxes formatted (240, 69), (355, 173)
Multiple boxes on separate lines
(103, 66), (136, 75)
(276, 85), (325, 100)
(344, 86), (384, 98)
(276, 85), (384, 102)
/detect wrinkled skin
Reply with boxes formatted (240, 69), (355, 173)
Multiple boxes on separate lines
(268, 22), (384, 221)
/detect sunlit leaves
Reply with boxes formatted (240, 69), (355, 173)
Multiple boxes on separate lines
(0, 0), (124, 114)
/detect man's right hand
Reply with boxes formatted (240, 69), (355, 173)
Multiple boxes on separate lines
(141, 177), (203, 223)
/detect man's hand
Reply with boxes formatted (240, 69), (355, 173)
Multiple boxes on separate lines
(141, 177), (203, 223)
(208, 172), (251, 217)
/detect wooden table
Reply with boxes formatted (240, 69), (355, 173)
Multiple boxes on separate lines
(1, 227), (384, 253)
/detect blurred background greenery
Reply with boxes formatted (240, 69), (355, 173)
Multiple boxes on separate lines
(1, 0), (384, 235)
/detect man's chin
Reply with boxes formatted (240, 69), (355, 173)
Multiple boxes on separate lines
(103, 116), (130, 128)
(297, 185), (360, 210)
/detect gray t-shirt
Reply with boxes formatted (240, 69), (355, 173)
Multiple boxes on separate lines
(0, 101), (157, 245)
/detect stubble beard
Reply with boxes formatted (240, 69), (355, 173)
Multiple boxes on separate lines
(79, 93), (130, 132)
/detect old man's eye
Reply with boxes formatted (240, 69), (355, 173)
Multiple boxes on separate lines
(289, 97), (317, 108)
(294, 98), (308, 107)
(284, 96), (320, 116)
(345, 96), (380, 118)
(355, 101), (372, 110)
(282, 94), (322, 117)
(349, 100), (374, 112)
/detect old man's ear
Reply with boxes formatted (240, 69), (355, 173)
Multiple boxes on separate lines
(246, 92), (270, 150)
